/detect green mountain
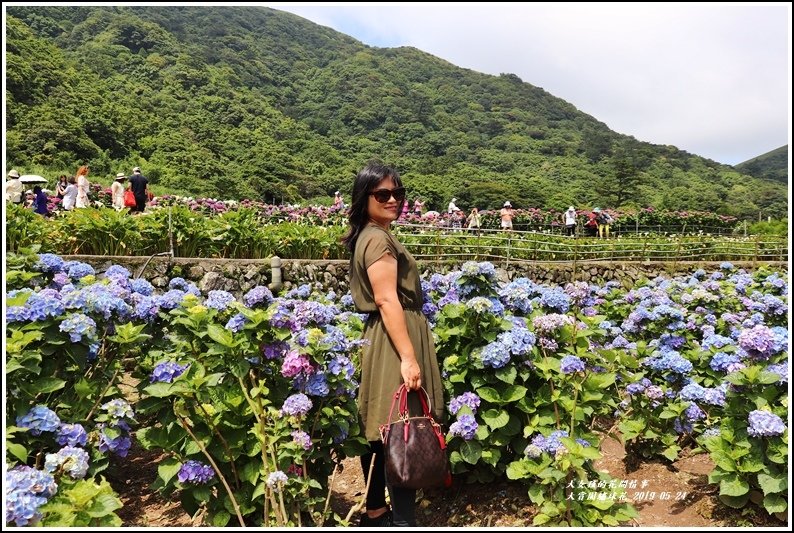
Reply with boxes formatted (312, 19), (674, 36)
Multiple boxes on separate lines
(5, 6), (787, 217)
(734, 145), (788, 184)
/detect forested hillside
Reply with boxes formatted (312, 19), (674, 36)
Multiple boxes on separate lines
(734, 145), (788, 184)
(5, 6), (787, 217)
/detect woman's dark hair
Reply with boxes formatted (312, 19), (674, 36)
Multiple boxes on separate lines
(342, 161), (404, 252)
(33, 185), (42, 194)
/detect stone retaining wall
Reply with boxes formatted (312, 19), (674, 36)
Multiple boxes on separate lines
(64, 255), (787, 295)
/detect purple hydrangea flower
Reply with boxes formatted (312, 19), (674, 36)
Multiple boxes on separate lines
(178, 460), (215, 484)
(560, 355), (585, 374)
(150, 361), (189, 383)
(263, 341), (289, 360)
(56, 423), (88, 447)
(449, 392), (482, 416)
(243, 286), (274, 308)
(280, 393), (313, 417)
(449, 414), (478, 440)
(291, 430), (313, 450)
(98, 427), (132, 457)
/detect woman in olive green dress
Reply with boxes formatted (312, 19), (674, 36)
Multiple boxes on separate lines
(343, 161), (444, 527)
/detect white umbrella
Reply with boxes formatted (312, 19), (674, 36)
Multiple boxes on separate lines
(19, 174), (48, 184)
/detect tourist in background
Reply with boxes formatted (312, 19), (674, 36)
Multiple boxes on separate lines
(467, 207), (482, 232)
(111, 172), (127, 211)
(32, 185), (49, 216)
(5, 169), (23, 204)
(500, 201), (514, 231)
(62, 176), (78, 210)
(594, 207), (613, 239)
(55, 175), (69, 199)
(75, 165), (90, 208)
(128, 166), (149, 213)
(563, 206), (577, 237)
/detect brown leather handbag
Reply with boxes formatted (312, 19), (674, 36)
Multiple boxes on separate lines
(379, 384), (450, 490)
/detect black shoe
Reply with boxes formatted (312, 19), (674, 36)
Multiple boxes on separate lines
(359, 510), (393, 527)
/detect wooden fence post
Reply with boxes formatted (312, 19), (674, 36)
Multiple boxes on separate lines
(573, 238), (578, 279)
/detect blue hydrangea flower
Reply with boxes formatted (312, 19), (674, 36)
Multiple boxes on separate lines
(285, 284), (312, 299)
(328, 355), (355, 379)
(130, 278), (154, 296)
(56, 423), (88, 447)
(340, 294), (355, 308)
(305, 372), (329, 397)
(225, 313), (246, 332)
(709, 352), (742, 373)
(5, 466), (57, 526)
(684, 403), (705, 421)
(206, 290), (235, 311)
(168, 277), (191, 291)
(104, 265), (131, 280)
(44, 446), (90, 479)
(747, 410), (785, 438)
(59, 313), (97, 343)
(6, 305), (31, 322)
(530, 430), (569, 454)
(480, 341), (510, 369)
(17, 406), (61, 435)
(765, 361), (788, 384)
(560, 355), (585, 374)
(35, 253), (65, 273)
(66, 262), (95, 280)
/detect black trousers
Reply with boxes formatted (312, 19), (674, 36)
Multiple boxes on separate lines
(360, 440), (417, 526)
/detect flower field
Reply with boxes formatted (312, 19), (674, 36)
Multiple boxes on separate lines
(4, 249), (788, 526)
(6, 203), (785, 263)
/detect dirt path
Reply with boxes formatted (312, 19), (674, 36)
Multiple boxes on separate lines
(109, 373), (783, 527)
(107, 434), (786, 527)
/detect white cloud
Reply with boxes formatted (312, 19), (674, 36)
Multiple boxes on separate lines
(266, 3), (790, 165)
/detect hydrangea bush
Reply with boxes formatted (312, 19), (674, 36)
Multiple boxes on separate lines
(5, 251), (788, 525)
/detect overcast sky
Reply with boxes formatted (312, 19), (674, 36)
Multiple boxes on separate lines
(264, 3), (790, 166)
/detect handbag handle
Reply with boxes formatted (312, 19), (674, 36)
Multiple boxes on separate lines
(386, 384), (433, 423)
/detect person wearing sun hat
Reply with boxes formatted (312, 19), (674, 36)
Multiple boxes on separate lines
(500, 200), (514, 230)
(111, 172), (127, 211)
(333, 190), (345, 210)
(5, 169), (23, 204)
(563, 205), (578, 237)
(128, 166), (149, 213)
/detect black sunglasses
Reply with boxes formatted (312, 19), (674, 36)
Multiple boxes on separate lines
(369, 187), (406, 203)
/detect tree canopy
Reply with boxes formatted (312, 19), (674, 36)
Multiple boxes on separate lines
(5, 6), (787, 218)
